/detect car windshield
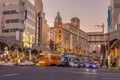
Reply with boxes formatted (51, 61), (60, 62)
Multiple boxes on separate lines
(37, 55), (45, 60)
(89, 62), (96, 65)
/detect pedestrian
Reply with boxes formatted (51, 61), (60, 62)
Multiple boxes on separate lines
(110, 62), (112, 69)
(105, 59), (108, 68)
(112, 62), (116, 69)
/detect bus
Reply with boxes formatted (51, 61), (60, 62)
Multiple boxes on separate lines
(36, 51), (60, 66)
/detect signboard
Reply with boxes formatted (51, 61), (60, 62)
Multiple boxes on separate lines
(63, 52), (67, 57)
(28, 48), (31, 51)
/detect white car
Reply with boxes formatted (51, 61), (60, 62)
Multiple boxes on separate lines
(70, 61), (80, 68)
(18, 61), (34, 66)
(2, 61), (15, 66)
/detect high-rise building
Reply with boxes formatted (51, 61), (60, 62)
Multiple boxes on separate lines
(110, 0), (120, 31)
(42, 13), (50, 50)
(0, 0), (36, 49)
(34, 0), (43, 46)
(107, 6), (111, 32)
(106, 0), (120, 68)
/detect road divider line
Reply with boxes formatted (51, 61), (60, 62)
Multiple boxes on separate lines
(102, 77), (119, 80)
(3, 73), (19, 77)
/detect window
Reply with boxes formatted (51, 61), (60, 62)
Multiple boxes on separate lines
(3, 2), (19, 6)
(59, 30), (61, 33)
(2, 28), (23, 33)
(114, 3), (120, 8)
(3, 10), (19, 15)
(59, 35), (61, 39)
(19, 1), (25, 6)
(6, 19), (24, 23)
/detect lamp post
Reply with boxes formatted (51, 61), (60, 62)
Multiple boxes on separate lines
(95, 23), (104, 34)
(95, 23), (105, 68)
(28, 33), (32, 61)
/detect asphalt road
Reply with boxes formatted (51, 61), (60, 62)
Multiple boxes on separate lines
(0, 66), (120, 80)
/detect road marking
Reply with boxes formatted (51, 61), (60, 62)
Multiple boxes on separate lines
(67, 70), (99, 74)
(102, 77), (119, 80)
(102, 73), (120, 80)
(3, 73), (19, 77)
(66, 69), (120, 75)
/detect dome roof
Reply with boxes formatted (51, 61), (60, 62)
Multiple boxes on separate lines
(71, 17), (80, 22)
(55, 12), (62, 19)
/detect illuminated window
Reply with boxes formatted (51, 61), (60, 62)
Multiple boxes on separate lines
(59, 30), (61, 33)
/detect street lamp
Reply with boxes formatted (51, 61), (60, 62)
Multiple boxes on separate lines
(27, 32), (32, 61)
(95, 23), (105, 68)
(95, 23), (105, 34)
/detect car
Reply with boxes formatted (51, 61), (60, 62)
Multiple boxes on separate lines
(79, 62), (86, 68)
(18, 60), (34, 66)
(71, 61), (80, 68)
(0, 58), (5, 65)
(2, 61), (15, 66)
(59, 60), (69, 67)
(86, 62), (99, 69)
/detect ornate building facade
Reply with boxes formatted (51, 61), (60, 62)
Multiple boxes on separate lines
(105, 0), (120, 68)
(50, 12), (88, 55)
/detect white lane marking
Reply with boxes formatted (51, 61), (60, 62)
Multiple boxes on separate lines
(67, 70), (99, 74)
(102, 77), (119, 80)
(3, 73), (19, 77)
(102, 74), (120, 77)
(102, 73), (120, 80)
(66, 70), (120, 75)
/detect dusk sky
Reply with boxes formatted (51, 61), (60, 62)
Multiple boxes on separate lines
(30, 0), (111, 33)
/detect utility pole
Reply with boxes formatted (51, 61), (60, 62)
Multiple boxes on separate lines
(95, 23), (105, 68)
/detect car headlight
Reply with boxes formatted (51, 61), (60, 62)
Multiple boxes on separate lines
(93, 65), (96, 67)
(87, 64), (89, 67)
(39, 61), (45, 63)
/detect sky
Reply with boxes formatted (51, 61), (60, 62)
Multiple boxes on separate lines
(30, 0), (111, 33)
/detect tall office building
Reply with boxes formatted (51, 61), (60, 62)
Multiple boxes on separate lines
(107, 6), (111, 32)
(0, 0), (36, 48)
(34, 0), (43, 46)
(110, 0), (120, 31)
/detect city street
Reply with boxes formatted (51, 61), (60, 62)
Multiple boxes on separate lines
(0, 66), (120, 80)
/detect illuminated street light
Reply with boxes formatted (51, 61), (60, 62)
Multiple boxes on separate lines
(95, 23), (105, 68)
(95, 23), (105, 34)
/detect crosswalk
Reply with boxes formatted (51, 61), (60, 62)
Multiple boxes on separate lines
(102, 73), (120, 80)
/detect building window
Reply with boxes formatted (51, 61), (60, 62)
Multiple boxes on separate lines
(59, 30), (61, 33)
(3, 10), (19, 15)
(2, 28), (23, 33)
(114, 3), (120, 8)
(58, 35), (61, 40)
(6, 19), (24, 23)
(19, 1), (25, 6)
(3, 2), (19, 6)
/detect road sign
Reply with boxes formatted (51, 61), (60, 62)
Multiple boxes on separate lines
(28, 48), (31, 51)
(64, 52), (67, 57)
